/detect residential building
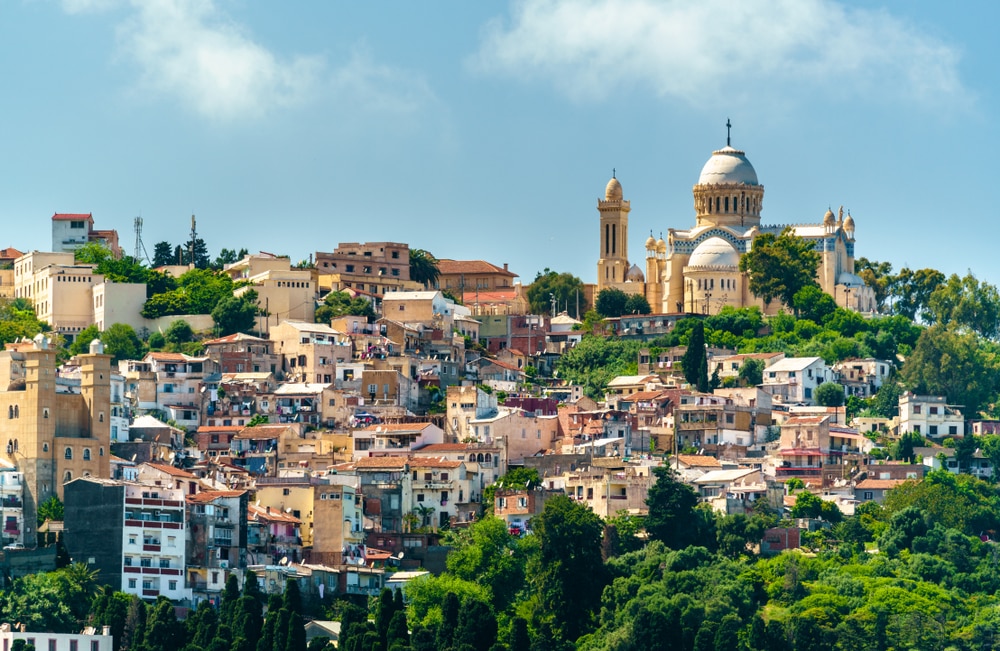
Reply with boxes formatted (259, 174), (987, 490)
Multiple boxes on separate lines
(692, 467), (767, 514)
(51, 212), (120, 256)
(0, 248), (24, 299)
(225, 254), (317, 333)
(247, 503), (302, 566)
(13, 251), (103, 338)
(0, 462), (24, 549)
(315, 242), (414, 297)
(494, 488), (559, 534)
(434, 260), (518, 294)
(353, 456), (411, 534)
(761, 357), (832, 405)
(561, 460), (655, 518)
(0, 623), (112, 651)
(853, 479), (908, 504)
(64, 477), (189, 601)
(270, 321), (349, 384)
(831, 358), (892, 398)
(203, 333), (282, 377)
(469, 408), (560, 462)
(311, 480), (364, 566)
(898, 393), (964, 439)
(353, 423), (444, 457)
(231, 424), (296, 476)
(186, 490), (249, 600)
(777, 416), (870, 479)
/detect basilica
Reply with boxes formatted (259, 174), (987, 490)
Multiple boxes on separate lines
(595, 130), (874, 315)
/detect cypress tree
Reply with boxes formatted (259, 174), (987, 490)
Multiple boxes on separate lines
(386, 611), (409, 651)
(436, 593), (460, 650)
(454, 600), (496, 651)
(220, 574), (242, 630)
(256, 595), (283, 651)
(375, 588), (396, 649)
(682, 321), (707, 388)
(509, 618), (530, 651)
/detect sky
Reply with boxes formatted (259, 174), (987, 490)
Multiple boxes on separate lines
(1, 0), (997, 287)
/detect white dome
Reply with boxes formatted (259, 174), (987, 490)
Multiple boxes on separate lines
(688, 237), (739, 268)
(697, 146), (759, 186)
(605, 177), (623, 201)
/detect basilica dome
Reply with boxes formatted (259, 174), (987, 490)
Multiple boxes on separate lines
(626, 264), (645, 282)
(688, 237), (739, 268)
(605, 176), (623, 201)
(697, 146), (759, 186)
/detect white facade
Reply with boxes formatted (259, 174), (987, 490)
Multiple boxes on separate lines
(0, 465), (24, 548)
(0, 626), (112, 651)
(92, 282), (148, 332)
(899, 393), (964, 439)
(122, 482), (190, 601)
(761, 357), (832, 405)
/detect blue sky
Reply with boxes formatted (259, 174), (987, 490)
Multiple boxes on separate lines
(1, 0), (996, 287)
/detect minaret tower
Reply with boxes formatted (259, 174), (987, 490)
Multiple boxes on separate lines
(597, 170), (631, 291)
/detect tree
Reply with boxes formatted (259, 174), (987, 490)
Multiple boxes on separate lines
(891, 266), (945, 321)
(38, 495), (64, 526)
(645, 466), (708, 549)
(213, 248), (243, 270)
(102, 324), (144, 362)
(790, 491), (842, 523)
(144, 598), (185, 651)
(68, 324), (102, 357)
(624, 292), (652, 315)
(926, 272), (1000, 339)
(0, 298), (49, 346)
(444, 516), (526, 612)
(901, 324), (996, 417)
(739, 227), (820, 311)
(152, 241), (175, 267)
(815, 382), (846, 407)
(595, 288), (629, 318)
(408, 249), (440, 288)
(164, 320), (194, 346)
(855, 257), (894, 313)
(738, 358), (765, 387)
(453, 599), (497, 651)
(531, 494), (607, 641)
(314, 292), (375, 323)
(682, 321), (708, 390)
(212, 292), (259, 336)
(526, 268), (587, 318)
(792, 285), (837, 324)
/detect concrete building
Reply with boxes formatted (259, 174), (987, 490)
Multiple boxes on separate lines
(0, 623), (113, 651)
(185, 489), (249, 601)
(225, 254), (317, 334)
(899, 393), (964, 439)
(64, 477), (189, 601)
(0, 337), (111, 535)
(315, 242), (418, 297)
(761, 357), (832, 405)
(51, 212), (120, 257)
(270, 321), (349, 385)
(0, 462), (25, 549)
(433, 260), (518, 294)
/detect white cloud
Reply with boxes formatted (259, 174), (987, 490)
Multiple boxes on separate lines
(472, 0), (967, 106)
(62, 0), (436, 122)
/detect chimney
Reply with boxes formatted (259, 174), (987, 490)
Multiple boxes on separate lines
(503, 263), (508, 271)
(103, 626), (111, 636)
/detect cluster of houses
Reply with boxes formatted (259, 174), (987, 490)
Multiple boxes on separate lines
(0, 216), (993, 610)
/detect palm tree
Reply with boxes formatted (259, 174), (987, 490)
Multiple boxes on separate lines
(409, 249), (440, 288)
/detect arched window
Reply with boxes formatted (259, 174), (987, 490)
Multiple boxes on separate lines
(42, 442), (48, 452)
(477, 453), (485, 463)
(724, 197), (729, 212)
(485, 453), (492, 462)
(7, 406), (12, 419)
(100, 447), (104, 457)
(65, 447), (73, 460)
(469, 454), (476, 462)
(83, 449), (92, 461)
(15, 405), (20, 418)
(63, 471), (72, 483)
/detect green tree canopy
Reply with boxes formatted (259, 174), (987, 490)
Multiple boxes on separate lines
(739, 227), (820, 311)
(101, 323), (144, 362)
(409, 249), (440, 288)
(901, 324), (996, 417)
(152, 241), (175, 267)
(815, 381), (846, 407)
(315, 291), (375, 323)
(625, 292), (652, 315)
(526, 268), (587, 318)
(212, 291), (259, 336)
(595, 288), (629, 318)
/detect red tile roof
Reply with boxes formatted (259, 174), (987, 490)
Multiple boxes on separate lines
(462, 289), (520, 303)
(416, 443), (479, 453)
(436, 259), (516, 277)
(0, 247), (23, 260)
(236, 425), (290, 440)
(142, 462), (197, 478)
(409, 457), (462, 469)
(197, 426), (244, 433)
(676, 455), (722, 468)
(856, 479), (907, 490)
(249, 503), (302, 524)
(203, 332), (269, 345)
(146, 352), (188, 362)
(52, 212), (93, 221)
(354, 456), (408, 469)
(187, 490), (246, 503)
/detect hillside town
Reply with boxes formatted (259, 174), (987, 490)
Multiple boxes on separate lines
(3, 137), (1000, 650)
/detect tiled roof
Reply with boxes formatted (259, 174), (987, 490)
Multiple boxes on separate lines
(187, 490), (246, 503)
(783, 416), (828, 425)
(358, 423), (433, 433)
(197, 426), (244, 433)
(203, 333), (270, 345)
(676, 455), (722, 468)
(436, 259), (517, 277)
(415, 443), (477, 453)
(353, 456), (408, 469)
(249, 503), (301, 524)
(856, 479), (908, 490)
(462, 289), (519, 303)
(409, 457), (461, 469)
(52, 212), (93, 221)
(146, 352), (188, 362)
(142, 462), (196, 478)
(0, 247), (23, 260)
(622, 390), (672, 402)
(236, 425), (290, 440)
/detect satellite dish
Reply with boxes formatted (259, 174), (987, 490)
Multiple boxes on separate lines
(396, 551), (404, 560)
(255, 499), (261, 507)
(131, 454), (137, 462)
(279, 557), (288, 566)
(285, 507), (292, 513)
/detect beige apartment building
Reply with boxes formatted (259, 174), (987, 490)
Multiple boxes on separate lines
(315, 242), (422, 297)
(270, 321), (351, 384)
(226, 254), (317, 333)
(14, 252), (102, 337)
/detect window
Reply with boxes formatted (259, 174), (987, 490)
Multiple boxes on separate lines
(913, 425), (921, 434)
(168, 580), (177, 591)
(417, 494), (424, 502)
(929, 425), (938, 436)
(930, 406), (939, 414)
(92, 641), (100, 651)
(949, 425), (958, 435)
(83, 448), (91, 460)
(64, 447), (73, 460)
(914, 405), (922, 414)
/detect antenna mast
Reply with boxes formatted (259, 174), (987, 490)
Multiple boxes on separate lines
(133, 216), (150, 264)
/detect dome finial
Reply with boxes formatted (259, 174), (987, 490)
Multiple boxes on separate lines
(612, 167), (616, 179)
(726, 118), (732, 147)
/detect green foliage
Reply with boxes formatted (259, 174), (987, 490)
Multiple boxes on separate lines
(152, 241), (175, 267)
(595, 288), (629, 318)
(681, 321), (708, 390)
(409, 249), (440, 288)
(38, 495), (64, 526)
(315, 291), (375, 323)
(554, 336), (641, 399)
(164, 319), (194, 345)
(68, 324), (102, 357)
(0, 298), (49, 346)
(624, 292), (652, 315)
(739, 227), (820, 310)
(927, 271), (1000, 339)
(789, 491), (843, 523)
(815, 381), (846, 407)
(445, 517), (527, 612)
(212, 291), (259, 336)
(100, 323), (144, 362)
(738, 357), (765, 387)
(406, 574), (491, 628)
(526, 268), (587, 318)
(645, 466), (713, 549)
(901, 324), (997, 417)
(530, 494), (607, 641)
(892, 266), (945, 321)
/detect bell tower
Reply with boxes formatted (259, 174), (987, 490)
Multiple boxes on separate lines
(597, 172), (631, 291)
